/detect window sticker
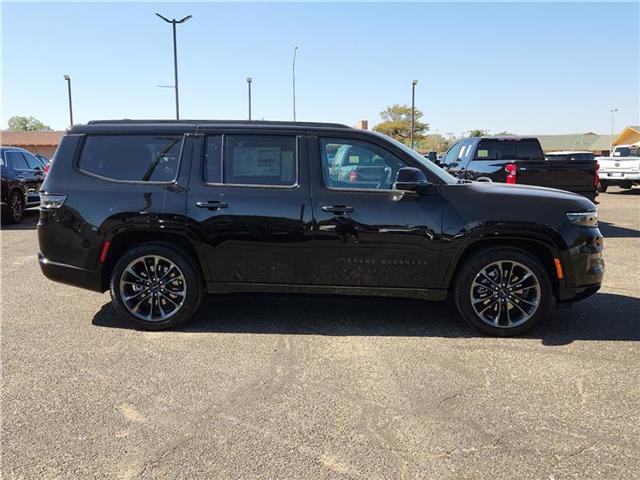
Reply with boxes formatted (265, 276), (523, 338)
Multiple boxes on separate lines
(233, 147), (281, 176)
(477, 149), (489, 158)
(349, 155), (360, 164)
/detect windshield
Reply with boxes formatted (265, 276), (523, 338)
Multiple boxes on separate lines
(369, 131), (458, 185)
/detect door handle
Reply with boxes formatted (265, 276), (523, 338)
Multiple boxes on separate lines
(195, 201), (228, 211)
(322, 205), (353, 214)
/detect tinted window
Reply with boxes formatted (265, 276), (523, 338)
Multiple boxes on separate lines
(442, 142), (463, 166)
(203, 136), (222, 183)
(474, 140), (542, 161)
(223, 135), (297, 186)
(79, 135), (183, 182)
(5, 151), (29, 170)
(22, 151), (43, 170)
(613, 147), (640, 157)
(320, 137), (409, 190)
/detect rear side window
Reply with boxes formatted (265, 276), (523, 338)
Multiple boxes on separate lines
(5, 151), (30, 170)
(78, 135), (183, 182)
(204, 135), (297, 187)
(474, 140), (543, 161)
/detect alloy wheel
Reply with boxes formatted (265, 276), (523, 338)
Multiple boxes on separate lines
(469, 260), (541, 328)
(10, 193), (23, 221)
(119, 255), (187, 322)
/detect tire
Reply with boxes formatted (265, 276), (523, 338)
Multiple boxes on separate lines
(110, 243), (203, 330)
(2, 191), (24, 224)
(598, 181), (608, 193)
(453, 247), (555, 336)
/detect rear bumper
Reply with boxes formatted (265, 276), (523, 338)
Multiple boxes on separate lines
(38, 253), (103, 292)
(600, 172), (640, 182)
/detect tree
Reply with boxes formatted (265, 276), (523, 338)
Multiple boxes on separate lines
(7, 116), (52, 131)
(468, 129), (488, 138)
(373, 104), (429, 145)
(416, 134), (450, 153)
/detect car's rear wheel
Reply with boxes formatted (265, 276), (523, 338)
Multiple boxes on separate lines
(3, 191), (24, 224)
(453, 247), (555, 336)
(110, 243), (203, 330)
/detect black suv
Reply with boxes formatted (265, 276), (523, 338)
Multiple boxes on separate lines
(1, 146), (46, 223)
(37, 120), (604, 336)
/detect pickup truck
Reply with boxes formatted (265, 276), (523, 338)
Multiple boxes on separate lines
(596, 145), (640, 192)
(440, 137), (599, 202)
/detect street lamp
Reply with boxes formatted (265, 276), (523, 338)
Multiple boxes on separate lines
(292, 46), (299, 122)
(411, 80), (418, 149)
(247, 77), (253, 121)
(63, 75), (73, 125)
(610, 108), (618, 154)
(155, 13), (192, 120)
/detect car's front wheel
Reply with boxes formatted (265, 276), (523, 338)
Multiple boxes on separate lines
(3, 191), (24, 224)
(110, 243), (203, 330)
(453, 247), (555, 336)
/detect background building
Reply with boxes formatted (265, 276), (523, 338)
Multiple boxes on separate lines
(0, 130), (64, 158)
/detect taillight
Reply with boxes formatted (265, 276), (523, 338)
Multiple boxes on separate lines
(43, 163), (50, 175)
(348, 170), (358, 182)
(594, 162), (600, 188)
(39, 193), (67, 209)
(504, 163), (517, 184)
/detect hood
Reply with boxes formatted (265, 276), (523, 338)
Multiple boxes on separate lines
(463, 181), (596, 211)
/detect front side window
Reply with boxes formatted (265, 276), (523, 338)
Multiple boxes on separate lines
(22, 151), (43, 170)
(204, 135), (297, 187)
(320, 137), (409, 190)
(78, 135), (183, 182)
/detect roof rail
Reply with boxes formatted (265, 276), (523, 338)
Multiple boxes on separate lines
(87, 119), (352, 129)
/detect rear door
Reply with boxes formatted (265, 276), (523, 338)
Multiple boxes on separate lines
(187, 131), (315, 286)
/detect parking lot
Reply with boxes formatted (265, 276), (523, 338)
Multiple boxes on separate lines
(1, 188), (639, 479)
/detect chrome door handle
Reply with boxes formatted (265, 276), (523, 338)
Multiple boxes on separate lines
(195, 201), (228, 211)
(322, 205), (353, 214)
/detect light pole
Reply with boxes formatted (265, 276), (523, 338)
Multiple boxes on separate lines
(411, 80), (418, 149)
(610, 108), (618, 154)
(247, 77), (253, 121)
(63, 75), (73, 125)
(292, 46), (298, 122)
(156, 13), (192, 120)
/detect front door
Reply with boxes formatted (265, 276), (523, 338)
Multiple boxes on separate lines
(187, 132), (315, 285)
(309, 135), (442, 289)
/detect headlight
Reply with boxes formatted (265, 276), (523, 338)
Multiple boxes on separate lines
(39, 193), (67, 209)
(566, 210), (598, 228)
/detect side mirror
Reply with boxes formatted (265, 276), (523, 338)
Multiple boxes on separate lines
(393, 167), (430, 193)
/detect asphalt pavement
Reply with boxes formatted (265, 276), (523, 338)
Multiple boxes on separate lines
(2, 187), (639, 479)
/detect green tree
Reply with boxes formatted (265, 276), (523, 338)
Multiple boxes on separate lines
(468, 129), (487, 138)
(7, 116), (52, 131)
(373, 104), (429, 145)
(416, 134), (450, 153)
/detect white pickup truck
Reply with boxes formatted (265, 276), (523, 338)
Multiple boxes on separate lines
(597, 145), (640, 192)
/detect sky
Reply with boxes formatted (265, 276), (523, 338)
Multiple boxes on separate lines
(1, 1), (639, 135)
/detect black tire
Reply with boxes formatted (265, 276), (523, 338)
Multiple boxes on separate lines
(2, 191), (24, 224)
(620, 182), (633, 190)
(453, 247), (555, 336)
(598, 181), (608, 193)
(110, 243), (203, 330)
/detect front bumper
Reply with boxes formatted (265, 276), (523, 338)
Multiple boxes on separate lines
(38, 253), (103, 292)
(558, 229), (604, 303)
